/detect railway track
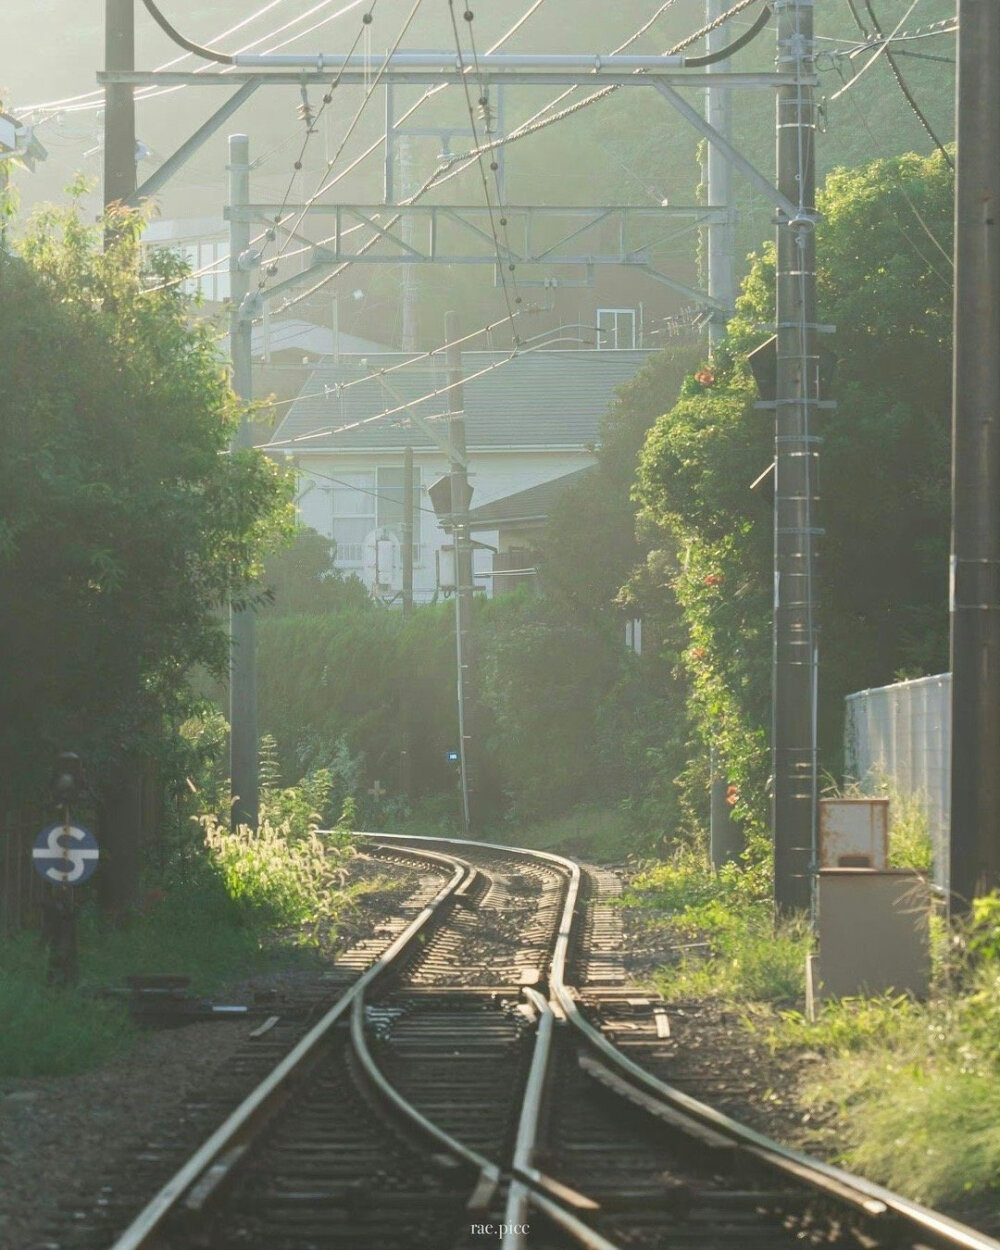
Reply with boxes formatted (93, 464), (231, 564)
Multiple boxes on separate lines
(99, 833), (1000, 1250)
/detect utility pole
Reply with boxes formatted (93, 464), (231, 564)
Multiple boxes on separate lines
(949, 0), (1000, 911)
(705, 0), (741, 869)
(446, 310), (474, 835)
(704, 0), (735, 344)
(402, 444), (414, 618)
(229, 134), (259, 830)
(399, 443), (415, 801)
(103, 0), (136, 209)
(772, 0), (819, 916)
(399, 133), (419, 352)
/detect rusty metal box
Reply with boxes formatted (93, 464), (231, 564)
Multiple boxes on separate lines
(818, 797), (889, 869)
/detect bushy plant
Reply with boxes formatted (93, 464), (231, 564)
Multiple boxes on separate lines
(201, 815), (352, 933)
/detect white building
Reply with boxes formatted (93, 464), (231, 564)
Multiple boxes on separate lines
(269, 348), (654, 602)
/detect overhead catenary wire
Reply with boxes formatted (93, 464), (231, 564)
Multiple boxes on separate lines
(829, 0), (923, 100)
(259, 0), (424, 287)
(447, 1), (521, 338)
(141, 1), (747, 303)
(23, 0), (372, 118)
(139, 0), (555, 298)
(225, 306), (542, 423)
(256, 351), (519, 449)
(851, 0), (953, 167)
(273, 0), (771, 313)
(14, 0), (291, 114)
(829, 57), (952, 281)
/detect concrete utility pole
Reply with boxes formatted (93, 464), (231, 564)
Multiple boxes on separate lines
(704, 0), (735, 343)
(772, 0), (819, 916)
(705, 0), (741, 870)
(399, 134), (419, 352)
(446, 310), (474, 835)
(229, 134), (259, 830)
(949, 0), (1000, 911)
(402, 444), (415, 618)
(103, 0), (136, 208)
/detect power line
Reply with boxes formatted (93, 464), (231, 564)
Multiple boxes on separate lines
(14, 0), (292, 114)
(260, 0), (424, 287)
(140, 1), (556, 298)
(256, 350), (519, 448)
(270, 0), (742, 312)
(447, 1), (521, 338)
(854, 0), (953, 167)
(829, 0), (923, 101)
(21, 0), (372, 118)
(232, 307), (541, 420)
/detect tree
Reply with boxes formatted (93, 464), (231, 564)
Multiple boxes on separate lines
(0, 198), (293, 912)
(635, 150), (954, 845)
(261, 526), (369, 616)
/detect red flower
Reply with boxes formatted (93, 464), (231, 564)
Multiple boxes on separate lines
(694, 368), (716, 386)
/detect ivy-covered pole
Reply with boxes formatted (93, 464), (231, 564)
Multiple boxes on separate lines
(949, 0), (1000, 911)
(772, 0), (819, 916)
(229, 133), (259, 830)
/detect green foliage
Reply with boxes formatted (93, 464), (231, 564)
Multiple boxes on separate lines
(625, 848), (807, 1002)
(635, 150), (955, 844)
(201, 815), (352, 933)
(967, 893), (1000, 966)
(748, 896), (1000, 1209)
(257, 598), (457, 811)
(489, 804), (638, 862)
(0, 936), (135, 1078)
(0, 198), (293, 804)
(762, 994), (919, 1055)
(793, 965), (1000, 1207)
(260, 526), (370, 617)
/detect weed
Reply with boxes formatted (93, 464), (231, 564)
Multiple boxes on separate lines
(0, 935), (135, 1078)
(624, 845), (808, 1003)
(201, 814), (352, 935)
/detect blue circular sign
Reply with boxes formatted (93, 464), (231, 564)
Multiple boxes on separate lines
(32, 822), (100, 886)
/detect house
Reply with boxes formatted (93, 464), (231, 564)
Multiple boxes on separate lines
(269, 348), (653, 603)
(466, 466), (597, 594)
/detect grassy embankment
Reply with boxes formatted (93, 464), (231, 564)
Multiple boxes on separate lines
(0, 792), (367, 1079)
(623, 791), (1000, 1211)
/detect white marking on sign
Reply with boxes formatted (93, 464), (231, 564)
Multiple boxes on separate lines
(32, 824), (100, 884)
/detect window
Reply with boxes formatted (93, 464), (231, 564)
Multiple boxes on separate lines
(376, 466), (421, 549)
(331, 473), (375, 565)
(330, 467), (421, 566)
(596, 307), (636, 350)
(150, 240), (230, 302)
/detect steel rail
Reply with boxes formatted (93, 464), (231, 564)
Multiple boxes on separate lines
(362, 833), (1000, 1250)
(351, 833), (616, 1245)
(108, 843), (471, 1250)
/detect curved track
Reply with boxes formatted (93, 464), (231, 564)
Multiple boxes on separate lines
(104, 833), (1000, 1250)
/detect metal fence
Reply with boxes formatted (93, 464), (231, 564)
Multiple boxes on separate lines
(0, 806), (46, 934)
(844, 673), (951, 890)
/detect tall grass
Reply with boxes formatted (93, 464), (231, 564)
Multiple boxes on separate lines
(759, 897), (1000, 1209)
(0, 935), (136, 1078)
(624, 846), (809, 1003)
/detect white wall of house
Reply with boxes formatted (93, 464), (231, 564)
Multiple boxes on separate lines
(295, 448), (594, 602)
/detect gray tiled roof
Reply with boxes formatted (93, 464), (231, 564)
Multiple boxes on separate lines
(467, 466), (598, 528)
(270, 349), (653, 451)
